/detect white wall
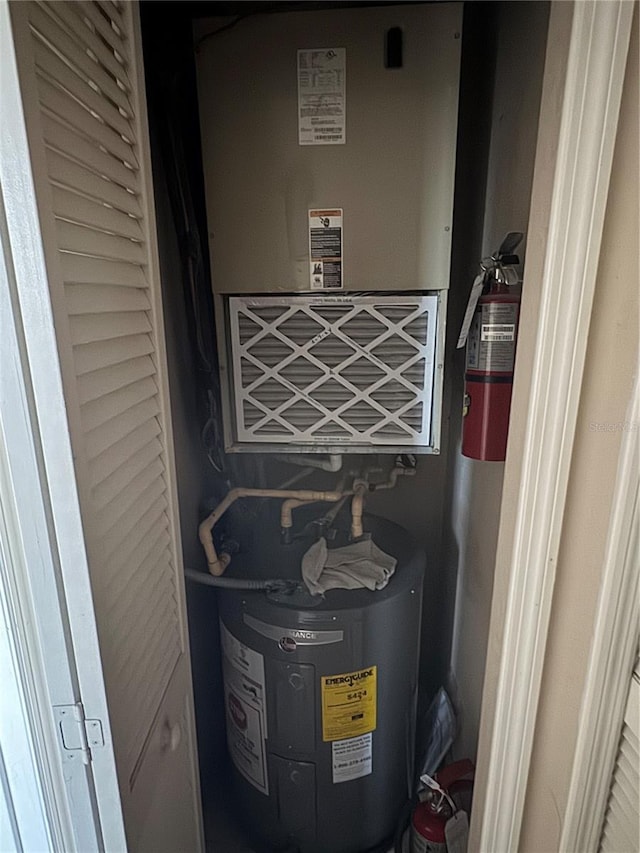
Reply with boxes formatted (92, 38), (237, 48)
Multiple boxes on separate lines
(446, 1), (550, 761)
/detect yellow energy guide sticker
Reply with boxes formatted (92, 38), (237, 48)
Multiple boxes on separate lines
(321, 666), (377, 742)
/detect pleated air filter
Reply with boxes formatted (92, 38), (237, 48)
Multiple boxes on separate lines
(228, 295), (440, 448)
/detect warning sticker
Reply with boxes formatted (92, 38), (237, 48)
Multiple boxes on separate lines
(220, 622), (269, 795)
(309, 209), (343, 290)
(321, 665), (377, 742)
(298, 48), (346, 145)
(332, 733), (373, 783)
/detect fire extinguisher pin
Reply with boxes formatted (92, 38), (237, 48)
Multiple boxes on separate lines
(420, 772), (457, 814)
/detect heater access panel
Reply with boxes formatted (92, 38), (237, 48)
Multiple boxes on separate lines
(195, 4), (462, 295)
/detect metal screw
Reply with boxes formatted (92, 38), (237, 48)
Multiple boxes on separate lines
(445, 226), (450, 232)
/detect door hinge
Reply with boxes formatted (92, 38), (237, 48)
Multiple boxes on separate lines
(54, 703), (104, 765)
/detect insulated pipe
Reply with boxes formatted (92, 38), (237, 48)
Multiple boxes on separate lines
(184, 568), (294, 592)
(198, 487), (349, 576)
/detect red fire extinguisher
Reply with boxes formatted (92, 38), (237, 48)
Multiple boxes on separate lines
(461, 233), (524, 461)
(410, 759), (474, 853)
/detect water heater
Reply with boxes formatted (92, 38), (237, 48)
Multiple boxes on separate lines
(195, 4), (462, 453)
(218, 514), (424, 853)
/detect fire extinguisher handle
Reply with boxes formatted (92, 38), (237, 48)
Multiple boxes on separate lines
(436, 758), (475, 791)
(495, 231), (524, 258)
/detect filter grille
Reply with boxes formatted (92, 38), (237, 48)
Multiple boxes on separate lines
(229, 295), (438, 446)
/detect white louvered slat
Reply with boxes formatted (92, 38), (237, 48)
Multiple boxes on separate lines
(91, 435), (162, 511)
(69, 311), (151, 345)
(30, 3), (132, 116)
(65, 283), (149, 315)
(105, 542), (172, 627)
(599, 675), (639, 853)
(43, 115), (138, 191)
(89, 419), (162, 488)
(53, 188), (142, 241)
(38, 1), (131, 93)
(113, 575), (178, 676)
(21, 2), (200, 836)
(77, 356), (156, 406)
(73, 334), (154, 376)
(84, 396), (159, 460)
(104, 523), (170, 607)
(74, 0), (130, 63)
(80, 375), (157, 431)
(56, 220), (144, 264)
(95, 0), (126, 32)
(38, 76), (136, 169)
(60, 253), (146, 287)
(126, 625), (180, 732)
(100, 477), (166, 560)
(95, 460), (165, 538)
(33, 40), (132, 140)
(46, 148), (141, 216)
(113, 582), (177, 685)
(100, 500), (169, 594)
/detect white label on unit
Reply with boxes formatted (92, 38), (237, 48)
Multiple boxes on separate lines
(309, 209), (343, 290)
(298, 48), (346, 145)
(220, 621), (269, 795)
(332, 732), (373, 783)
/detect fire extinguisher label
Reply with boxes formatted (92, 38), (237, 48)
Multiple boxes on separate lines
(467, 302), (519, 372)
(321, 665), (377, 741)
(410, 824), (447, 853)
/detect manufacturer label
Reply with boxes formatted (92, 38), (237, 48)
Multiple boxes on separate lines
(309, 209), (343, 290)
(321, 666), (377, 741)
(220, 622), (269, 795)
(467, 302), (519, 372)
(332, 732), (372, 783)
(298, 48), (346, 145)
(244, 613), (343, 646)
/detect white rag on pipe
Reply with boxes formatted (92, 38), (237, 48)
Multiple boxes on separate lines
(301, 536), (397, 595)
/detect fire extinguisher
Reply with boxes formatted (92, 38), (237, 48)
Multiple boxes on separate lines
(460, 232), (524, 461)
(410, 759), (475, 853)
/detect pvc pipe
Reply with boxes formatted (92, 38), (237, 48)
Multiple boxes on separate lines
(371, 466), (416, 491)
(198, 486), (350, 576)
(351, 482), (368, 539)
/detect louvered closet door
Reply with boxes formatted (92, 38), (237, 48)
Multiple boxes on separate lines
(10, 2), (203, 850)
(599, 660), (640, 853)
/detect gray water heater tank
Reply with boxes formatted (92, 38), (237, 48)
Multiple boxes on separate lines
(218, 515), (424, 853)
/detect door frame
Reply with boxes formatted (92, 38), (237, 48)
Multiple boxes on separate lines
(474, 1), (635, 850)
(0, 1), (127, 848)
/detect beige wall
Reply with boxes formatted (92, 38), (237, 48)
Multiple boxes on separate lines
(519, 10), (638, 850)
(447, 1), (549, 761)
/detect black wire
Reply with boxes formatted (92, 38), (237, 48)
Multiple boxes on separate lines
(194, 5), (293, 50)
